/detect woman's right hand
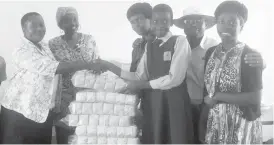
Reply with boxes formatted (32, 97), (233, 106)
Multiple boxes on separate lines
(89, 59), (108, 74)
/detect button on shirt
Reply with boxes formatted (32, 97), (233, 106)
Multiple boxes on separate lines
(1, 38), (59, 123)
(186, 35), (219, 104)
(121, 32), (191, 90)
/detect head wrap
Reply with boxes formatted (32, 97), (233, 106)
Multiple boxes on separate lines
(56, 7), (78, 28)
(214, 1), (248, 23)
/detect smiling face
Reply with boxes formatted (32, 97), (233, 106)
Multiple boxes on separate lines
(216, 13), (243, 42)
(23, 15), (46, 43)
(183, 15), (207, 38)
(151, 11), (172, 38)
(129, 14), (151, 36)
(59, 13), (79, 35)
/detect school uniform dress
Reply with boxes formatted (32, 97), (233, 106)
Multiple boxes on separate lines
(203, 43), (263, 144)
(121, 32), (193, 144)
(0, 38), (59, 144)
(185, 35), (219, 143)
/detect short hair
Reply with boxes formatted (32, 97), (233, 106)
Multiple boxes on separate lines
(127, 2), (153, 20)
(214, 0), (248, 24)
(152, 4), (173, 20)
(21, 12), (41, 28)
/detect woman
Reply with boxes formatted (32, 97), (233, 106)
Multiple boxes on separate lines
(48, 7), (100, 144)
(0, 12), (103, 144)
(203, 1), (263, 144)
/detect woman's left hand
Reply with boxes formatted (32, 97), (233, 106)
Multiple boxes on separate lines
(244, 52), (265, 68)
(204, 95), (217, 108)
(118, 81), (144, 94)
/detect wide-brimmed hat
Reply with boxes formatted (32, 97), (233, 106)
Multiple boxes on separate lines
(174, 7), (216, 29)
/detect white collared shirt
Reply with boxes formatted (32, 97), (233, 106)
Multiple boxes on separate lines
(1, 37), (59, 123)
(121, 32), (191, 90)
(186, 35), (219, 104)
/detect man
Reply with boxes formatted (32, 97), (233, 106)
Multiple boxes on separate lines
(173, 7), (266, 144)
(99, 4), (193, 144)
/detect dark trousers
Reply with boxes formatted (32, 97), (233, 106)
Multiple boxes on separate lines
(0, 106), (54, 144)
(55, 126), (75, 144)
(191, 104), (202, 144)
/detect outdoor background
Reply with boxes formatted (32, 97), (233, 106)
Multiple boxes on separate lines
(0, 0), (272, 141)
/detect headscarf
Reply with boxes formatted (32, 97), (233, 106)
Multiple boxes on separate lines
(56, 7), (78, 28)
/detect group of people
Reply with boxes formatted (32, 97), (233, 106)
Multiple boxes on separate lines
(0, 0), (266, 144)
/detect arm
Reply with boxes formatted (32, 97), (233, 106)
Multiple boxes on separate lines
(213, 91), (261, 106)
(149, 36), (191, 90)
(13, 46), (103, 77)
(244, 49), (266, 70)
(0, 56), (7, 84)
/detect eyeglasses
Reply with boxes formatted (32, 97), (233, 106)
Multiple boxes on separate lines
(183, 19), (204, 25)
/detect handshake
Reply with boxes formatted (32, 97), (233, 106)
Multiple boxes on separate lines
(89, 58), (110, 74)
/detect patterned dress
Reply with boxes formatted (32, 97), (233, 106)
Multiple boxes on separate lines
(49, 33), (99, 129)
(203, 43), (263, 144)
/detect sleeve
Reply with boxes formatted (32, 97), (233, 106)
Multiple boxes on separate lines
(121, 45), (149, 81)
(149, 36), (191, 90)
(0, 56), (7, 82)
(13, 46), (59, 77)
(241, 47), (263, 92)
(130, 38), (142, 72)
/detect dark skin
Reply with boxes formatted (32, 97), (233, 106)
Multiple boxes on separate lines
(204, 13), (261, 107)
(22, 15), (104, 75)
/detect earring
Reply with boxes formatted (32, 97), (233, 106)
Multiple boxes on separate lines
(78, 25), (81, 31)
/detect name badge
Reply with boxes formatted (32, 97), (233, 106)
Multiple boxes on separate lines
(163, 51), (172, 61)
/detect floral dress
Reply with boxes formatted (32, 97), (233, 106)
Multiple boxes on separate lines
(203, 43), (263, 144)
(49, 33), (99, 129)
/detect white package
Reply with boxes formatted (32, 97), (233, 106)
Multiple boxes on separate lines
(107, 137), (117, 144)
(93, 103), (103, 114)
(97, 126), (107, 137)
(117, 138), (128, 144)
(116, 94), (126, 104)
(109, 116), (120, 126)
(125, 94), (137, 105)
(75, 126), (87, 136)
(89, 115), (99, 126)
(127, 138), (139, 144)
(124, 105), (135, 116)
(104, 81), (116, 92)
(86, 92), (96, 102)
(75, 91), (87, 102)
(119, 116), (131, 127)
(106, 127), (117, 137)
(114, 104), (124, 116)
(117, 127), (125, 138)
(82, 103), (93, 114)
(96, 92), (106, 102)
(97, 137), (107, 144)
(69, 102), (83, 114)
(103, 103), (114, 114)
(78, 115), (89, 126)
(62, 114), (78, 126)
(105, 93), (116, 104)
(87, 137), (97, 144)
(77, 136), (88, 144)
(87, 126), (97, 136)
(99, 115), (109, 126)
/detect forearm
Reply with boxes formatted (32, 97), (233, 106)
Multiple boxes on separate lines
(214, 91), (261, 106)
(105, 61), (122, 77)
(56, 61), (91, 74)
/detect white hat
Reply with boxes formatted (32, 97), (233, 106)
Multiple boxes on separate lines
(173, 7), (216, 29)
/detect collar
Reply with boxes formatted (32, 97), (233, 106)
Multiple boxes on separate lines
(21, 37), (47, 49)
(157, 31), (172, 44)
(199, 35), (207, 49)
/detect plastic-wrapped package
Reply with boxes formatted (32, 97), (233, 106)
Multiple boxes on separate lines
(71, 71), (129, 92)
